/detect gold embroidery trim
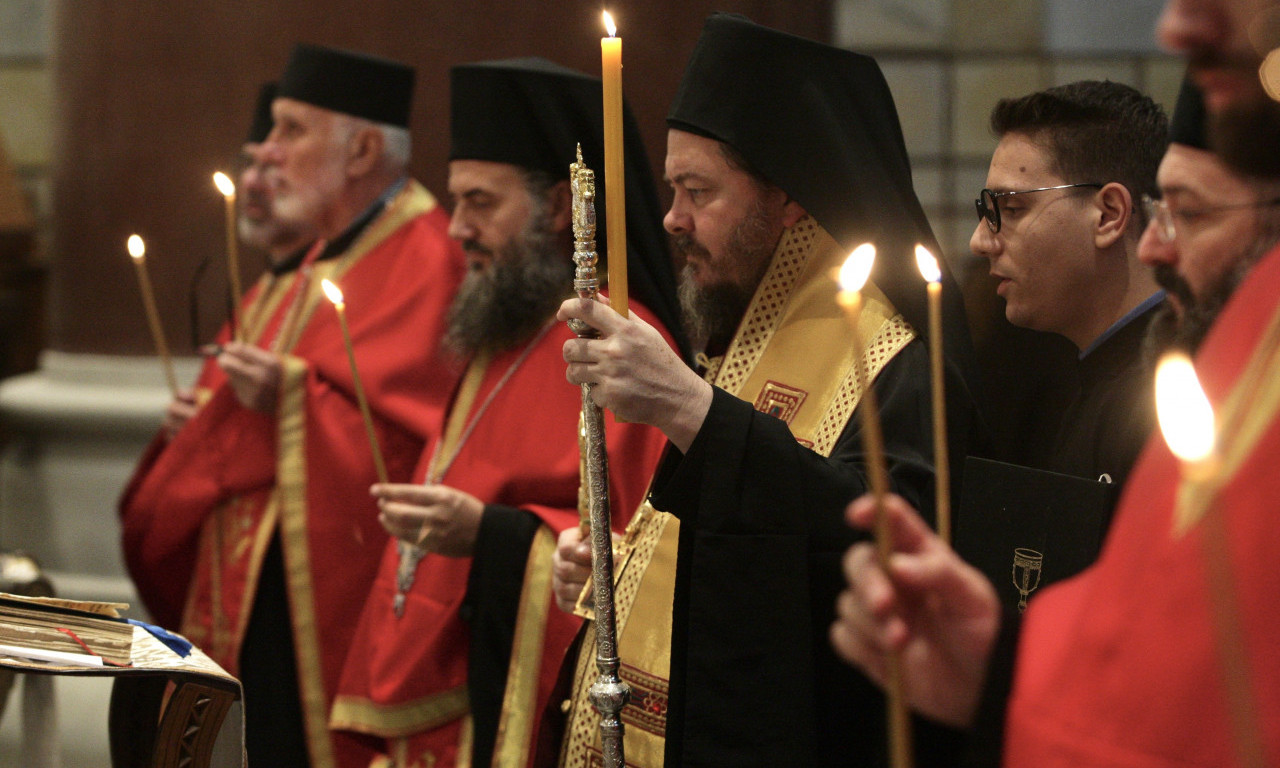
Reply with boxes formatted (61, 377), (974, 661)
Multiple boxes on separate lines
(276, 352), (339, 768)
(329, 685), (470, 738)
(275, 181), (439, 355)
(490, 526), (557, 766)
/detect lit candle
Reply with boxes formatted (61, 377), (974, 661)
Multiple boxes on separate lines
(1154, 353), (1265, 765)
(915, 244), (950, 544)
(321, 278), (388, 484)
(836, 243), (913, 768)
(1155, 352), (1216, 479)
(128, 235), (178, 395)
(213, 171), (244, 341)
(601, 10), (627, 317)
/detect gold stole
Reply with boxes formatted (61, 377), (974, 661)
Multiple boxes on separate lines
(324, 350), (494, 752)
(269, 181), (439, 768)
(557, 218), (916, 768)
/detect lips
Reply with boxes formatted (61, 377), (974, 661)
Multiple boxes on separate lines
(990, 271), (1011, 296)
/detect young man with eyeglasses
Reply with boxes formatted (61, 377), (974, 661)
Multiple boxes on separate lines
(971, 80), (1167, 490)
(833, 1), (1280, 761)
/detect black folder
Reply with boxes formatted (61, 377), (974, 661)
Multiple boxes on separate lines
(955, 456), (1118, 615)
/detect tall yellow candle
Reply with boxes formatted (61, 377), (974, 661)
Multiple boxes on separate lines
(127, 235), (178, 395)
(321, 278), (388, 485)
(213, 172), (244, 341)
(915, 244), (950, 544)
(836, 243), (913, 768)
(601, 10), (628, 317)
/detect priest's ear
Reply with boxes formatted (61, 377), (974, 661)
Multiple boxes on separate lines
(344, 122), (386, 179)
(782, 196), (808, 228)
(546, 179), (573, 236)
(1094, 181), (1132, 250)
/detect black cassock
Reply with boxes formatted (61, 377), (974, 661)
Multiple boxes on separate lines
(653, 339), (977, 768)
(962, 298), (1163, 768)
(1048, 300), (1161, 493)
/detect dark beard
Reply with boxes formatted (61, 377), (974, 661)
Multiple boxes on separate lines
(444, 219), (570, 358)
(673, 202), (778, 355)
(1143, 230), (1280, 364)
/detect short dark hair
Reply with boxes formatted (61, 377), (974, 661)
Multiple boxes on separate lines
(991, 81), (1167, 228)
(718, 140), (776, 191)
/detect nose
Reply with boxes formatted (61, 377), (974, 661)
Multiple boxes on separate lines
(447, 210), (476, 243)
(1156, 0), (1225, 54)
(969, 219), (998, 262)
(1137, 217), (1177, 268)
(664, 196), (691, 235)
(257, 131), (286, 166)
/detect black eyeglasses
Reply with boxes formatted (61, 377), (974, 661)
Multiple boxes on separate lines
(974, 183), (1104, 234)
(1140, 193), (1280, 243)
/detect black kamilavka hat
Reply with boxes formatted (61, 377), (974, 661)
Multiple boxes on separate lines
(1169, 75), (1208, 150)
(449, 57), (685, 355)
(277, 43), (414, 128)
(667, 13), (975, 385)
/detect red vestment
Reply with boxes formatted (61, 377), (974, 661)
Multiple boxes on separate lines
(1006, 241), (1280, 766)
(329, 305), (673, 768)
(119, 182), (467, 768)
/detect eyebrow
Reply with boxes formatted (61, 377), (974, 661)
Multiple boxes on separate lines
(451, 187), (496, 202)
(1158, 183), (1204, 202)
(665, 171), (711, 186)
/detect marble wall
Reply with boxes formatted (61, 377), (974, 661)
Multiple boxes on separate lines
(836, 0), (1182, 275)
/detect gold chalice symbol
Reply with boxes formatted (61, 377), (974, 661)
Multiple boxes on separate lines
(1011, 547), (1044, 613)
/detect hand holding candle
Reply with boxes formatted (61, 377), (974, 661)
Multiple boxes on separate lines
(213, 172), (244, 341)
(836, 243), (913, 768)
(321, 278), (388, 484)
(601, 10), (627, 317)
(915, 244), (950, 544)
(128, 235), (178, 395)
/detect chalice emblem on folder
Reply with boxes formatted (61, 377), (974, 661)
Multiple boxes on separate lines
(1011, 547), (1044, 613)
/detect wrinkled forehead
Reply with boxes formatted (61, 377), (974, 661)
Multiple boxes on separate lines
(271, 96), (340, 130)
(663, 129), (733, 181)
(448, 159), (531, 197)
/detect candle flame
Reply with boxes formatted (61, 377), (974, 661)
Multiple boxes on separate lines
(212, 171), (235, 199)
(603, 10), (617, 37)
(838, 243), (876, 294)
(321, 278), (345, 307)
(1155, 352), (1216, 463)
(127, 234), (145, 261)
(915, 244), (941, 283)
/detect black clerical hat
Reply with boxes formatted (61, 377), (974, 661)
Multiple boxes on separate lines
(449, 57), (686, 356)
(277, 43), (414, 128)
(246, 82), (276, 144)
(1169, 75), (1208, 150)
(668, 14), (974, 384)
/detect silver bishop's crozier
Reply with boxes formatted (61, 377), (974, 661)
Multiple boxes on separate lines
(567, 144), (630, 768)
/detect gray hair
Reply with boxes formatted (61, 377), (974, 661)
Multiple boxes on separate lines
(334, 114), (412, 168)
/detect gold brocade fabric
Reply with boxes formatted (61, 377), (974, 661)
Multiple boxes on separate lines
(557, 217), (916, 768)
